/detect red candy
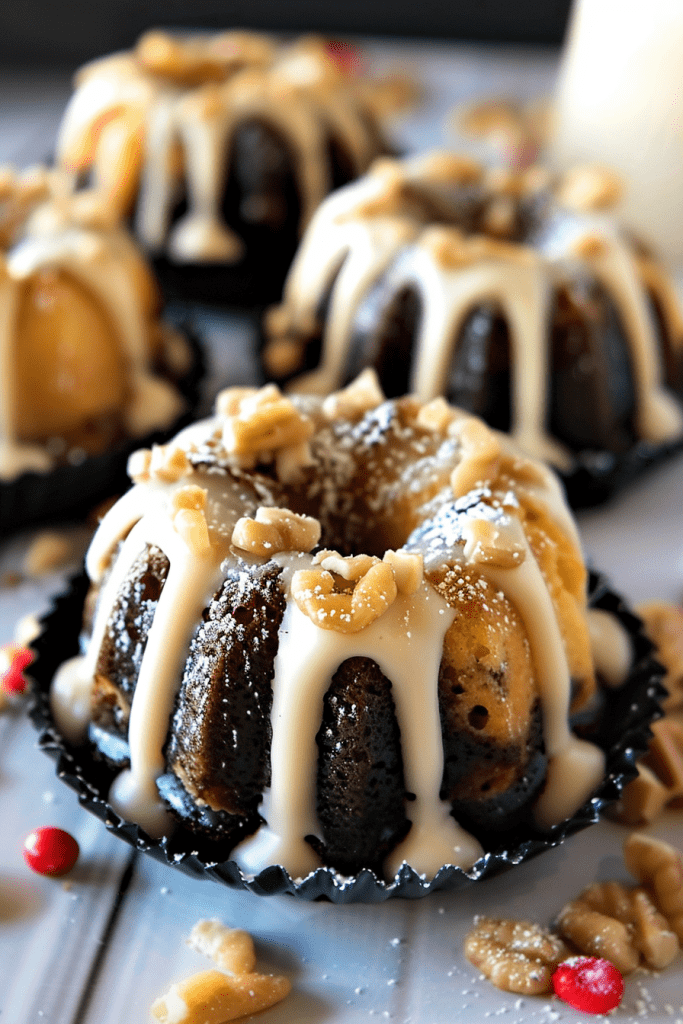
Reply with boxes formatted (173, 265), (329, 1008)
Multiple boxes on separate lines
(23, 827), (80, 877)
(324, 39), (362, 76)
(0, 643), (33, 695)
(552, 957), (624, 1014)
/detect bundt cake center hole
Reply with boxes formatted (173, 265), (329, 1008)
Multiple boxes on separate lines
(468, 705), (489, 730)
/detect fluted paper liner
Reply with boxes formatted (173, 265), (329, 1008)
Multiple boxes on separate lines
(28, 570), (666, 903)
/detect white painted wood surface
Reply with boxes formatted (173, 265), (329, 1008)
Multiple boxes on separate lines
(1, 37), (682, 1024)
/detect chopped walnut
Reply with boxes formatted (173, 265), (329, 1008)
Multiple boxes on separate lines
(462, 517), (526, 570)
(624, 833), (683, 942)
(172, 485), (208, 514)
(151, 968), (291, 1024)
(231, 506), (320, 557)
(450, 417), (502, 496)
(615, 716), (683, 824)
(557, 879), (679, 973)
(153, 919), (290, 1024)
(292, 553), (397, 634)
(321, 368), (385, 420)
(383, 550), (423, 595)
(464, 917), (569, 995)
(149, 444), (192, 483)
(415, 397), (460, 434)
(186, 920), (256, 975)
(636, 602), (683, 712)
(173, 506), (211, 557)
(219, 383), (314, 463)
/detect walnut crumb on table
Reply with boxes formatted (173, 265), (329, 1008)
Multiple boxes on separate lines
(151, 920), (291, 1024)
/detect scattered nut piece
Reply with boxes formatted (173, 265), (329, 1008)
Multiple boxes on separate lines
(173, 507), (211, 557)
(415, 397), (460, 434)
(450, 417), (502, 496)
(557, 879), (679, 973)
(462, 517), (526, 569)
(383, 550), (423, 595)
(151, 968), (291, 1024)
(624, 832), (683, 941)
(464, 917), (569, 995)
(615, 716), (683, 824)
(231, 507), (320, 557)
(23, 531), (74, 577)
(186, 920), (256, 975)
(127, 447), (152, 483)
(274, 439), (315, 484)
(150, 444), (192, 483)
(171, 486), (208, 514)
(215, 386), (259, 418)
(221, 384), (314, 460)
(321, 368), (385, 420)
(636, 602), (683, 712)
(292, 556), (397, 633)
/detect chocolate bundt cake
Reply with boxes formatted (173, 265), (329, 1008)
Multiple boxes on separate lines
(50, 372), (630, 882)
(264, 151), (683, 481)
(0, 166), (190, 483)
(55, 31), (395, 303)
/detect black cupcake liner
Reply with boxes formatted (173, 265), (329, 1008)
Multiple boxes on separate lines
(559, 435), (683, 509)
(152, 246), (296, 309)
(27, 570), (666, 903)
(0, 326), (205, 536)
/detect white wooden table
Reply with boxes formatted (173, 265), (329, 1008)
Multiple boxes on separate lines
(1, 37), (682, 1024)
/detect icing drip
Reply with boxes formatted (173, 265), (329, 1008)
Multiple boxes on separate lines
(271, 152), (683, 467)
(50, 386), (612, 878)
(233, 560), (482, 879)
(0, 176), (185, 480)
(587, 607), (632, 689)
(56, 35), (388, 266)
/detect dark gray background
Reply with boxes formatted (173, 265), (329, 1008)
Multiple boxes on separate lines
(1, 1), (572, 68)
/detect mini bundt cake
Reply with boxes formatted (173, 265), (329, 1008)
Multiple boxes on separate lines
(263, 151), (683, 484)
(55, 30), (396, 303)
(0, 165), (190, 484)
(49, 371), (633, 882)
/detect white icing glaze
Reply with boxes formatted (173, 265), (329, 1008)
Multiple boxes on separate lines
(56, 34), (387, 266)
(50, 387), (612, 878)
(587, 607), (633, 689)
(0, 176), (185, 481)
(274, 152), (683, 467)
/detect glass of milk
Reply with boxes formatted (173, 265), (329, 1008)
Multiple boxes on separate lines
(549, 0), (683, 266)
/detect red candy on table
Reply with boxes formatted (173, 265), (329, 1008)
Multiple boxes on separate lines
(23, 827), (80, 877)
(0, 643), (33, 695)
(552, 956), (624, 1014)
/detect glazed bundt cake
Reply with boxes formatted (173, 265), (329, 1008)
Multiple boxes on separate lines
(0, 165), (190, 483)
(55, 31), (396, 303)
(49, 371), (633, 882)
(263, 151), (683, 477)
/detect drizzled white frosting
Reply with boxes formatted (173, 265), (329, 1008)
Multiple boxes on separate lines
(50, 386), (626, 880)
(271, 151), (683, 467)
(55, 34), (387, 266)
(0, 176), (185, 481)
